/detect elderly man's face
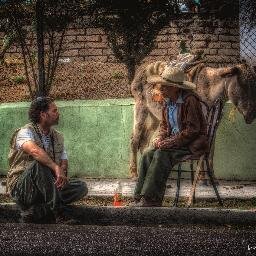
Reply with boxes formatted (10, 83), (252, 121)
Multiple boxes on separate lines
(40, 102), (59, 126)
(154, 84), (179, 98)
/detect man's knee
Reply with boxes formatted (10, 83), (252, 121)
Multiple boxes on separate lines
(30, 161), (53, 178)
(141, 148), (155, 160)
(76, 180), (88, 198)
(153, 149), (170, 162)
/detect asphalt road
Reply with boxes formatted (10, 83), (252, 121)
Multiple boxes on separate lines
(0, 223), (256, 256)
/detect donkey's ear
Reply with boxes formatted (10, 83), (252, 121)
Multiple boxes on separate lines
(219, 67), (240, 77)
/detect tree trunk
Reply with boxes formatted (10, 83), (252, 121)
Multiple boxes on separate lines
(126, 59), (136, 83)
(36, 0), (45, 97)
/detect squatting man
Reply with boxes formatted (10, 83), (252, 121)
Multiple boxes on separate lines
(6, 97), (88, 223)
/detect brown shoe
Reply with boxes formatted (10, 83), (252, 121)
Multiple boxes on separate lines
(55, 207), (81, 225)
(128, 199), (141, 207)
(19, 208), (35, 223)
(130, 197), (162, 207)
(19, 207), (55, 224)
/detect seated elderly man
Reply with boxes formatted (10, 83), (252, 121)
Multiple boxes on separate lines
(6, 97), (87, 223)
(132, 65), (208, 207)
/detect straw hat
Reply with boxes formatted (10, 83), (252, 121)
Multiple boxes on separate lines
(146, 61), (196, 90)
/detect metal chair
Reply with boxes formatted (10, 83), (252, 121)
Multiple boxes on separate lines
(171, 99), (224, 207)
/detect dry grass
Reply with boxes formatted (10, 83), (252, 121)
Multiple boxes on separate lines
(0, 59), (131, 102)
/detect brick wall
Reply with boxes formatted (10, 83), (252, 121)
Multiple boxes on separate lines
(150, 17), (240, 66)
(0, 15), (240, 67)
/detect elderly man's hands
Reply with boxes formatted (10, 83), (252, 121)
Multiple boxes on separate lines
(54, 165), (68, 189)
(152, 138), (162, 148)
(153, 137), (176, 149)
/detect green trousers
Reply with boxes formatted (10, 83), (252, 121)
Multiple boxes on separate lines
(11, 161), (87, 219)
(134, 147), (190, 202)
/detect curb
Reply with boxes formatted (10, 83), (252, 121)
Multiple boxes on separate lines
(73, 206), (256, 226)
(1, 204), (256, 226)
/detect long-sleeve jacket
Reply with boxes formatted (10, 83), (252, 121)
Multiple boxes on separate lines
(157, 91), (209, 156)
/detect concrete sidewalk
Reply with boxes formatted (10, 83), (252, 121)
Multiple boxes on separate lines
(85, 178), (256, 199)
(1, 178), (256, 199)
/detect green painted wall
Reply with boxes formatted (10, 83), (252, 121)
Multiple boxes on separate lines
(0, 99), (134, 178)
(0, 99), (256, 180)
(214, 104), (256, 180)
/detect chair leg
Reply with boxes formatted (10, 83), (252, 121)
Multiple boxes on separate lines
(190, 161), (194, 184)
(173, 163), (182, 207)
(190, 161), (196, 204)
(205, 159), (223, 206)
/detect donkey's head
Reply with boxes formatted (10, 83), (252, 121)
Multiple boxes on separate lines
(220, 63), (256, 124)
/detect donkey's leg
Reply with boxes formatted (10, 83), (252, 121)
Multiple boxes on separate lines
(199, 139), (218, 185)
(130, 101), (149, 179)
(138, 113), (159, 153)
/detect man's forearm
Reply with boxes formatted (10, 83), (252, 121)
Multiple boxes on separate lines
(31, 147), (58, 171)
(22, 141), (58, 171)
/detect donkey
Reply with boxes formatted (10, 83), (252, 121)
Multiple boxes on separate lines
(130, 61), (256, 178)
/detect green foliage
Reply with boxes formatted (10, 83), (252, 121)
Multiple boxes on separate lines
(179, 40), (189, 54)
(89, 0), (179, 81)
(11, 75), (26, 84)
(228, 105), (238, 123)
(30, 51), (37, 63)
(3, 0), (240, 92)
(3, 34), (12, 48)
(240, 0), (256, 29)
(0, 0), (81, 98)
(111, 71), (124, 80)
(0, 0), (180, 88)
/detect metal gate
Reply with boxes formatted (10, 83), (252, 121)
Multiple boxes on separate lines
(240, 0), (256, 65)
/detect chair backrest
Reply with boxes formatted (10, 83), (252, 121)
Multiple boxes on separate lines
(200, 99), (224, 153)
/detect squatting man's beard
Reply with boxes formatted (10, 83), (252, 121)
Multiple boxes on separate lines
(45, 113), (59, 126)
